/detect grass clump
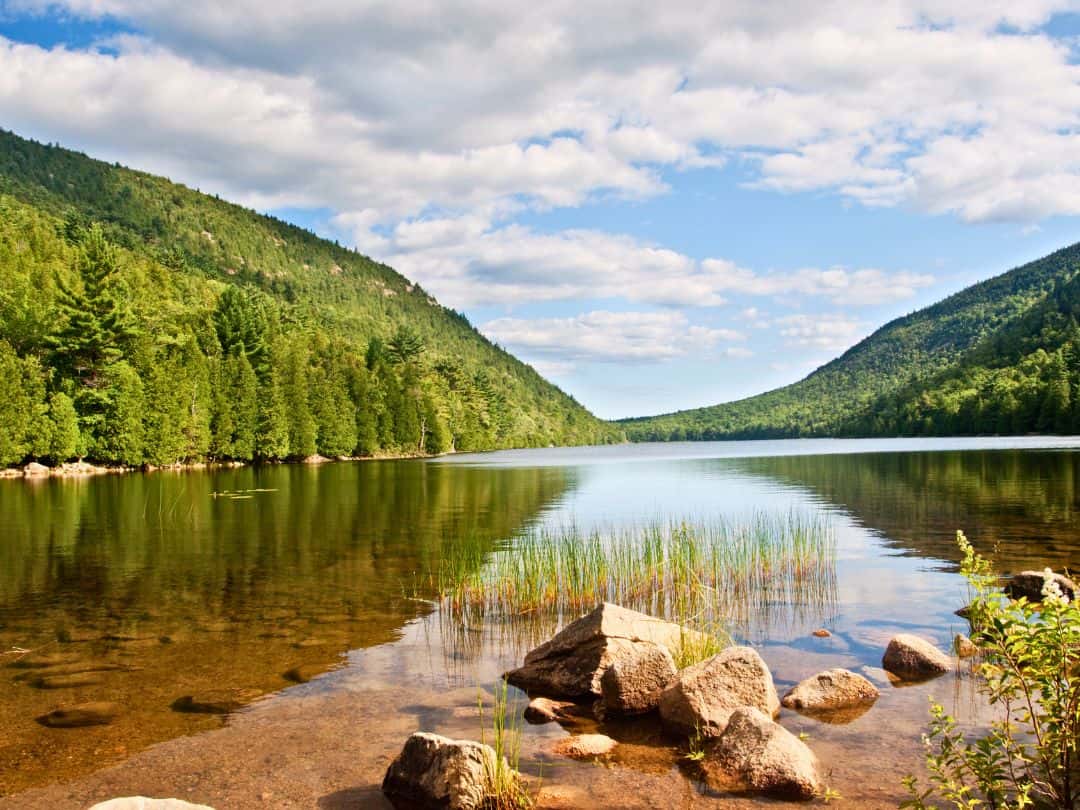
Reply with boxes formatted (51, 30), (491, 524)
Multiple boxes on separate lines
(478, 680), (533, 809)
(437, 512), (836, 646)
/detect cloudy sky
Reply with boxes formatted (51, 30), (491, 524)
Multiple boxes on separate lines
(2, 2), (1080, 418)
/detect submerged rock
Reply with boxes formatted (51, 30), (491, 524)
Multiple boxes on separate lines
(282, 664), (325, 684)
(505, 603), (690, 698)
(89, 799), (214, 810)
(658, 646), (779, 738)
(600, 642), (676, 715)
(171, 688), (261, 714)
(523, 696), (582, 725)
(552, 733), (617, 759)
(1006, 570), (1077, 602)
(8, 652), (83, 669)
(702, 707), (822, 801)
(382, 732), (503, 810)
(882, 634), (951, 681)
(811, 629), (831, 638)
(781, 668), (879, 714)
(36, 701), (122, 728)
(31, 672), (105, 689)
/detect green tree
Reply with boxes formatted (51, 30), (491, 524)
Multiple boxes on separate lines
(279, 338), (317, 458)
(387, 325), (425, 365)
(213, 285), (270, 376)
(256, 364), (290, 460)
(47, 391), (80, 461)
(93, 361), (145, 465)
(48, 225), (135, 387)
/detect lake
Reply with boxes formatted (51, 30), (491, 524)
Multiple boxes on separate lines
(2, 437), (1080, 807)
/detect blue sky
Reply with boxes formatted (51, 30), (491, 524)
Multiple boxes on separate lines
(2, 2), (1080, 419)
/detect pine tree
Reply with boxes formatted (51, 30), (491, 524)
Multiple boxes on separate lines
(228, 352), (258, 460)
(280, 338), (316, 458)
(213, 286), (270, 377)
(312, 350), (358, 458)
(48, 225), (135, 387)
(256, 365), (290, 460)
(0, 341), (48, 466)
(387, 325), (425, 365)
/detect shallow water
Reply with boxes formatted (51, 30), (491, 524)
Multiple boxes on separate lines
(2, 437), (1080, 805)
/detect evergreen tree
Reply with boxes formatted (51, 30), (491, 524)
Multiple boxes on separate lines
(213, 286), (270, 376)
(280, 338), (317, 458)
(48, 225), (135, 387)
(46, 391), (80, 461)
(256, 365), (290, 460)
(0, 341), (48, 466)
(93, 361), (145, 465)
(312, 350), (358, 458)
(387, 325), (425, 365)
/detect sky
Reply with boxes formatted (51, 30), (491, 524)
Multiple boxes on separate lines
(2, 3), (1080, 419)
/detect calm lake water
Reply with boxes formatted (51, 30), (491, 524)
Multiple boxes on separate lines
(3, 437), (1080, 804)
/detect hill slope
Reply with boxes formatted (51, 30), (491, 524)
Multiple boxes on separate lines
(0, 128), (619, 467)
(620, 244), (1080, 440)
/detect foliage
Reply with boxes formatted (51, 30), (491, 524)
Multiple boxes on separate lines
(478, 680), (533, 810)
(621, 247), (1080, 441)
(0, 127), (620, 467)
(903, 531), (1080, 809)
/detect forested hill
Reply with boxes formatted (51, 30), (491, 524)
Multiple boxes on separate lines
(620, 242), (1080, 440)
(0, 128), (620, 468)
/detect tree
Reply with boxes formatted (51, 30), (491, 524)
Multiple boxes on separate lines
(92, 361), (145, 465)
(279, 338), (317, 458)
(387, 325), (424, 365)
(47, 391), (81, 461)
(312, 349), (357, 458)
(48, 225), (135, 387)
(0, 341), (48, 466)
(256, 365), (290, 460)
(213, 285), (270, 376)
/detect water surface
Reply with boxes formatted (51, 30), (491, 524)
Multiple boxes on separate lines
(3, 437), (1080, 804)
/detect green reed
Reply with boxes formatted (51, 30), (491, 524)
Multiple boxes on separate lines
(478, 680), (533, 809)
(436, 512), (837, 652)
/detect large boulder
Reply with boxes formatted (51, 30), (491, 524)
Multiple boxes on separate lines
(701, 707), (822, 800)
(505, 603), (690, 698)
(89, 800), (214, 810)
(882, 634), (951, 681)
(1006, 570), (1077, 603)
(600, 642), (676, 715)
(382, 732), (503, 810)
(658, 646), (779, 738)
(780, 668), (879, 714)
(23, 461), (50, 477)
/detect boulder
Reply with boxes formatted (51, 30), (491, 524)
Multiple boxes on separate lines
(552, 733), (617, 759)
(780, 668), (879, 714)
(954, 634), (978, 659)
(36, 701), (122, 728)
(701, 707), (822, 800)
(600, 642), (676, 715)
(882, 634), (951, 681)
(23, 461), (50, 476)
(382, 732), (503, 810)
(505, 603), (691, 698)
(658, 646), (779, 738)
(1006, 570), (1077, 603)
(89, 800), (214, 810)
(523, 697), (581, 725)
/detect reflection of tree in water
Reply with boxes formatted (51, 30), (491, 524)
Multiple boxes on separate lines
(728, 449), (1080, 572)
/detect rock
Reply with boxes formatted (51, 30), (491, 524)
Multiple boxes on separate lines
(31, 672), (105, 689)
(811, 629), (831, 638)
(170, 688), (261, 714)
(1006, 570), (1077, 602)
(89, 799), (215, 810)
(523, 697), (581, 725)
(382, 732), (503, 810)
(954, 634), (978, 659)
(780, 668), (879, 714)
(283, 664), (325, 684)
(552, 733), (617, 759)
(36, 701), (122, 728)
(882, 634), (951, 681)
(14, 661), (136, 682)
(658, 646), (779, 738)
(702, 707), (822, 801)
(600, 642), (676, 715)
(8, 652), (83, 669)
(955, 604), (973, 619)
(24, 461), (50, 476)
(505, 603), (693, 698)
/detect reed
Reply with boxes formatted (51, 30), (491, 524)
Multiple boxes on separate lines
(436, 511), (836, 651)
(477, 680), (533, 809)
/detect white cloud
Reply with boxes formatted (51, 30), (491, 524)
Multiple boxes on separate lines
(775, 313), (867, 351)
(481, 310), (746, 367)
(1, 0), (1079, 236)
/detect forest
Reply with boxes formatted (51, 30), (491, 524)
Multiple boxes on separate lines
(621, 242), (1080, 441)
(0, 129), (619, 468)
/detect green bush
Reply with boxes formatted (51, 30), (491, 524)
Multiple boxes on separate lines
(903, 531), (1080, 809)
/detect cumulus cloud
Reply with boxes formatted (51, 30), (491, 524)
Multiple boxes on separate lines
(481, 310), (747, 367)
(2, 0), (1079, 233)
(775, 313), (867, 351)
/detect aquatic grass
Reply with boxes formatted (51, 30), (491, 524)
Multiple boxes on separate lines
(435, 511), (837, 651)
(478, 680), (533, 809)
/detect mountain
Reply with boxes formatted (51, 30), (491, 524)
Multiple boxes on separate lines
(620, 243), (1080, 440)
(0, 128), (620, 467)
